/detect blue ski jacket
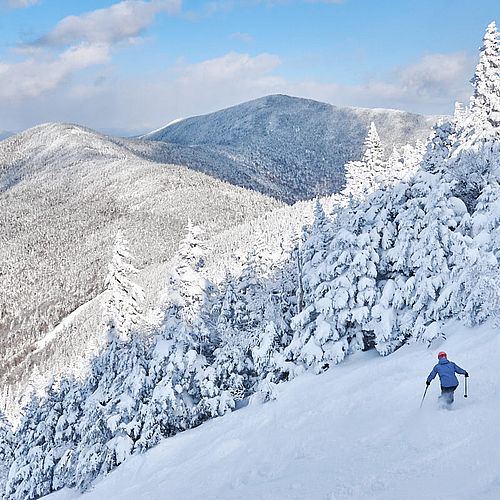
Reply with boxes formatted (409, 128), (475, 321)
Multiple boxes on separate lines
(427, 358), (467, 388)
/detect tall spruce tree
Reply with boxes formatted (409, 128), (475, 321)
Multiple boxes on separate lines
(343, 122), (385, 200)
(470, 21), (500, 128)
(104, 231), (145, 341)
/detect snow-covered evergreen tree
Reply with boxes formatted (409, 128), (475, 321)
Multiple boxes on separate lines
(210, 271), (254, 400)
(447, 22), (500, 208)
(469, 21), (500, 128)
(343, 122), (385, 200)
(135, 334), (189, 452)
(288, 200), (335, 367)
(161, 221), (213, 354)
(289, 204), (380, 372)
(51, 378), (83, 492)
(73, 339), (123, 491)
(104, 231), (144, 341)
(422, 120), (456, 174)
(105, 331), (150, 461)
(403, 182), (465, 342)
(0, 410), (13, 496)
(251, 318), (291, 391)
(4, 392), (43, 499)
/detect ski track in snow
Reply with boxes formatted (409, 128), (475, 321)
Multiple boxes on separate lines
(47, 322), (500, 500)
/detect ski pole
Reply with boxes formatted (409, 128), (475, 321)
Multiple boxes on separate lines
(464, 376), (468, 398)
(420, 385), (429, 408)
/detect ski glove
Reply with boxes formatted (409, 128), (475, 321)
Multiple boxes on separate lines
(426, 381), (430, 386)
(465, 372), (469, 378)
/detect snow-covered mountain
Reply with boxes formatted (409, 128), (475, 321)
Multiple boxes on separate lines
(0, 97), (433, 415)
(47, 321), (499, 500)
(0, 122), (281, 410)
(142, 94), (435, 202)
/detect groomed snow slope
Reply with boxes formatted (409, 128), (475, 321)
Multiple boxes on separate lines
(48, 322), (499, 500)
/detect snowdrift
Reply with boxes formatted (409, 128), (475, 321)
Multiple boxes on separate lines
(48, 322), (500, 500)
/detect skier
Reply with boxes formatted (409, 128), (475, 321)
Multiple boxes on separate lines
(426, 352), (468, 407)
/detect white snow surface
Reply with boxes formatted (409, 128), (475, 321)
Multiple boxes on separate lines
(47, 322), (500, 500)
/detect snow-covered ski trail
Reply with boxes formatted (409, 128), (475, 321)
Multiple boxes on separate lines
(48, 322), (500, 500)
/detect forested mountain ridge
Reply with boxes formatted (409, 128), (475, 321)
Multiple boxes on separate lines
(142, 94), (434, 202)
(0, 96), (431, 418)
(0, 122), (282, 412)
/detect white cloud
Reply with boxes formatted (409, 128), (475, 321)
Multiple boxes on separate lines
(0, 0), (39, 8)
(35, 0), (181, 47)
(177, 52), (280, 82)
(0, 1), (182, 101)
(395, 53), (472, 98)
(0, 50), (477, 134)
(0, 44), (111, 99)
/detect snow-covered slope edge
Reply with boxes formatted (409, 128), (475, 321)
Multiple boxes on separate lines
(48, 321), (500, 500)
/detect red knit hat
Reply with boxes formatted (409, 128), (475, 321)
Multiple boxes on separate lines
(438, 351), (447, 359)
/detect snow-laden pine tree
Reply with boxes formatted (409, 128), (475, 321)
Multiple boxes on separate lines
(4, 392), (42, 499)
(137, 222), (209, 452)
(385, 142), (424, 184)
(251, 314), (296, 399)
(22, 382), (70, 498)
(454, 101), (468, 129)
(73, 339), (123, 491)
(402, 181), (467, 342)
(139, 221), (233, 450)
(211, 271), (253, 400)
(135, 333), (189, 452)
(470, 180), (500, 258)
(451, 253), (500, 326)
(422, 119), (456, 175)
(288, 200), (335, 368)
(299, 199), (334, 300)
(448, 22), (500, 207)
(51, 378), (83, 492)
(265, 250), (300, 361)
(450, 180), (500, 325)
(469, 21), (500, 129)
(232, 237), (275, 336)
(343, 122), (385, 200)
(105, 331), (150, 461)
(73, 236), (145, 491)
(288, 201), (380, 372)
(352, 183), (409, 354)
(161, 220), (213, 353)
(0, 410), (13, 496)
(103, 231), (145, 341)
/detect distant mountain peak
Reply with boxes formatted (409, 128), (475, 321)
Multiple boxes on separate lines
(142, 94), (435, 203)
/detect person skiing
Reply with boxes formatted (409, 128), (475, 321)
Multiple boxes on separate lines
(426, 352), (468, 407)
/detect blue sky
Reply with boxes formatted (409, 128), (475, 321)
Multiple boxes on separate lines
(0, 0), (499, 134)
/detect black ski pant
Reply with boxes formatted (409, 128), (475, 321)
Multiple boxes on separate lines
(440, 385), (458, 405)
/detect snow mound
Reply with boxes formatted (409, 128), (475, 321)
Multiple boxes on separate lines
(48, 322), (500, 500)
